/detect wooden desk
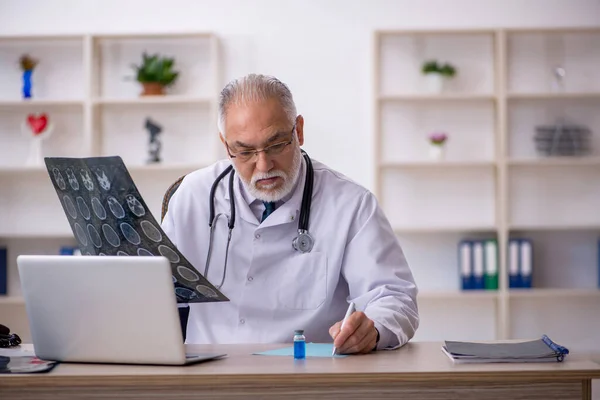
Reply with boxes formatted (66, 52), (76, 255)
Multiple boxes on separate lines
(1, 342), (599, 399)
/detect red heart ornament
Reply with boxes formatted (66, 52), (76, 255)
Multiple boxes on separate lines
(27, 114), (48, 135)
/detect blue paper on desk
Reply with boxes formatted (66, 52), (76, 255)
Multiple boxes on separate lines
(254, 343), (348, 358)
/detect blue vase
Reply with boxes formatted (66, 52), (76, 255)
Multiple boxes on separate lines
(22, 70), (32, 99)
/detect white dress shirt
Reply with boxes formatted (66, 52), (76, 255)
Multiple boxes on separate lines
(161, 157), (419, 349)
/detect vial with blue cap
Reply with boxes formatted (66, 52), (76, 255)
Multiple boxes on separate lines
(293, 329), (306, 359)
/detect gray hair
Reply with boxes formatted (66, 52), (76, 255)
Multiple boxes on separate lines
(217, 74), (297, 136)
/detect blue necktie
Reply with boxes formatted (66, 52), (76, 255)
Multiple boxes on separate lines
(261, 202), (276, 222)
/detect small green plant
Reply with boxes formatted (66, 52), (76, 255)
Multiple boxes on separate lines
(421, 60), (457, 78)
(131, 52), (179, 86)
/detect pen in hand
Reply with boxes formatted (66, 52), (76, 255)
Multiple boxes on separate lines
(332, 301), (356, 356)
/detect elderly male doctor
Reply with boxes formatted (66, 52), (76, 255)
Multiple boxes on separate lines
(161, 74), (419, 353)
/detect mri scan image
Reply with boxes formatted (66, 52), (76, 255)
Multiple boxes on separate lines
(126, 194), (146, 217)
(53, 168), (66, 190)
(65, 168), (79, 191)
(80, 169), (94, 191)
(93, 168), (111, 191)
(44, 155), (228, 304)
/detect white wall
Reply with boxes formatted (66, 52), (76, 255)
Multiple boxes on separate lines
(1, 0), (599, 190)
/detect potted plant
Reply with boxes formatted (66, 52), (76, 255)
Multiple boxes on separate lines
(131, 52), (179, 96)
(427, 131), (448, 160)
(20, 54), (38, 99)
(421, 60), (457, 93)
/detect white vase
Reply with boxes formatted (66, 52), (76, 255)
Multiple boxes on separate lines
(424, 74), (444, 94)
(26, 136), (45, 166)
(428, 144), (445, 161)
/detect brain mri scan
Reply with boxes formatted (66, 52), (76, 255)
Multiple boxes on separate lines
(44, 156), (228, 304)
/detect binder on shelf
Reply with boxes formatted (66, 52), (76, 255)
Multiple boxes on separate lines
(0, 247), (6, 295)
(59, 246), (81, 256)
(508, 239), (521, 288)
(484, 239), (498, 290)
(472, 241), (485, 289)
(459, 240), (473, 290)
(519, 239), (533, 288)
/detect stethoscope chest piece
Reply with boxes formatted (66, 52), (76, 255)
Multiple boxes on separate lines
(292, 230), (314, 253)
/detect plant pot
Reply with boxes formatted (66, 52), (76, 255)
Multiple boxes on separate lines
(428, 144), (445, 161)
(141, 82), (165, 96)
(424, 74), (444, 94)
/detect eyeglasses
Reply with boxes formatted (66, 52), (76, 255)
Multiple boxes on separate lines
(226, 123), (296, 163)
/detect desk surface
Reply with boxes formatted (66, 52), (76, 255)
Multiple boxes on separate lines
(1, 342), (599, 388)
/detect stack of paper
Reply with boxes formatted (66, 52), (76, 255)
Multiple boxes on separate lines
(442, 335), (569, 364)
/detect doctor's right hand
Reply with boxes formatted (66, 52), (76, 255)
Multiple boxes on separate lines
(329, 311), (378, 354)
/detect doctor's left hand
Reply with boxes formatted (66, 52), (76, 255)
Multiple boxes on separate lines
(329, 311), (378, 354)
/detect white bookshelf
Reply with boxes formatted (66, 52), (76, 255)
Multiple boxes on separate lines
(0, 32), (222, 340)
(374, 27), (600, 348)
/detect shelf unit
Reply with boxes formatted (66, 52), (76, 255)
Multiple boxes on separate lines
(374, 27), (600, 350)
(0, 32), (223, 340)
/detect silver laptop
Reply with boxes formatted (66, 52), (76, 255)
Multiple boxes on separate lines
(17, 255), (226, 365)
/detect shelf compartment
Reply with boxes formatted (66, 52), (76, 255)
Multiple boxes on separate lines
(382, 167), (496, 229)
(507, 98), (600, 160)
(508, 92), (600, 100)
(508, 166), (600, 227)
(381, 160), (496, 169)
(94, 34), (215, 99)
(93, 96), (212, 105)
(378, 94), (495, 101)
(380, 100), (496, 164)
(506, 230), (600, 290)
(507, 31), (600, 94)
(0, 37), (85, 101)
(509, 288), (600, 299)
(507, 157), (600, 167)
(0, 105), (87, 169)
(509, 296), (600, 353)
(412, 298), (497, 342)
(98, 102), (218, 168)
(378, 31), (495, 96)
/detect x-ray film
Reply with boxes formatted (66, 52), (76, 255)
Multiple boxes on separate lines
(44, 156), (228, 304)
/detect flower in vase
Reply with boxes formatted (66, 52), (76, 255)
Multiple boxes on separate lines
(428, 132), (448, 146)
(19, 54), (38, 72)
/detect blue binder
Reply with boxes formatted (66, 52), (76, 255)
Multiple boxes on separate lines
(519, 239), (533, 288)
(0, 247), (7, 295)
(508, 239), (521, 288)
(458, 240), (473, 290)
(472, 241), (485, 290)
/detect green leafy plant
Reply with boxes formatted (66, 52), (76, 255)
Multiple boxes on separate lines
(421, 60), (457, 77)
(421, 60), (440, 74)
(131, 52), (179, 86)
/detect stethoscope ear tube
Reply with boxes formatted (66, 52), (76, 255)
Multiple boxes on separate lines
(298, 150), (313, 232)
(209, 165), (233, 227)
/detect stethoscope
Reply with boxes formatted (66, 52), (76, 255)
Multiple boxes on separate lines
(204, 150), (315, 289)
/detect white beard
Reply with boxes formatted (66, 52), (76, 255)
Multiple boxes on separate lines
(236, 142), (302, 203)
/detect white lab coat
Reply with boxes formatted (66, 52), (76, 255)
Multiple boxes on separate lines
(161, 157), (419, 349)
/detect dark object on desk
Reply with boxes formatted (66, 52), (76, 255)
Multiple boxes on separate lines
(0, 324), (21, 348)
(442, 334), (569, 363)
(534, 123), (592, 156)
(0, 356), (58, 374)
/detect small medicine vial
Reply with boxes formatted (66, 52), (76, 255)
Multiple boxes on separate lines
(293, 329), (306, 359)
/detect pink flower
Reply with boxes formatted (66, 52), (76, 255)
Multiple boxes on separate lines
(429, 132), (448, 145)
